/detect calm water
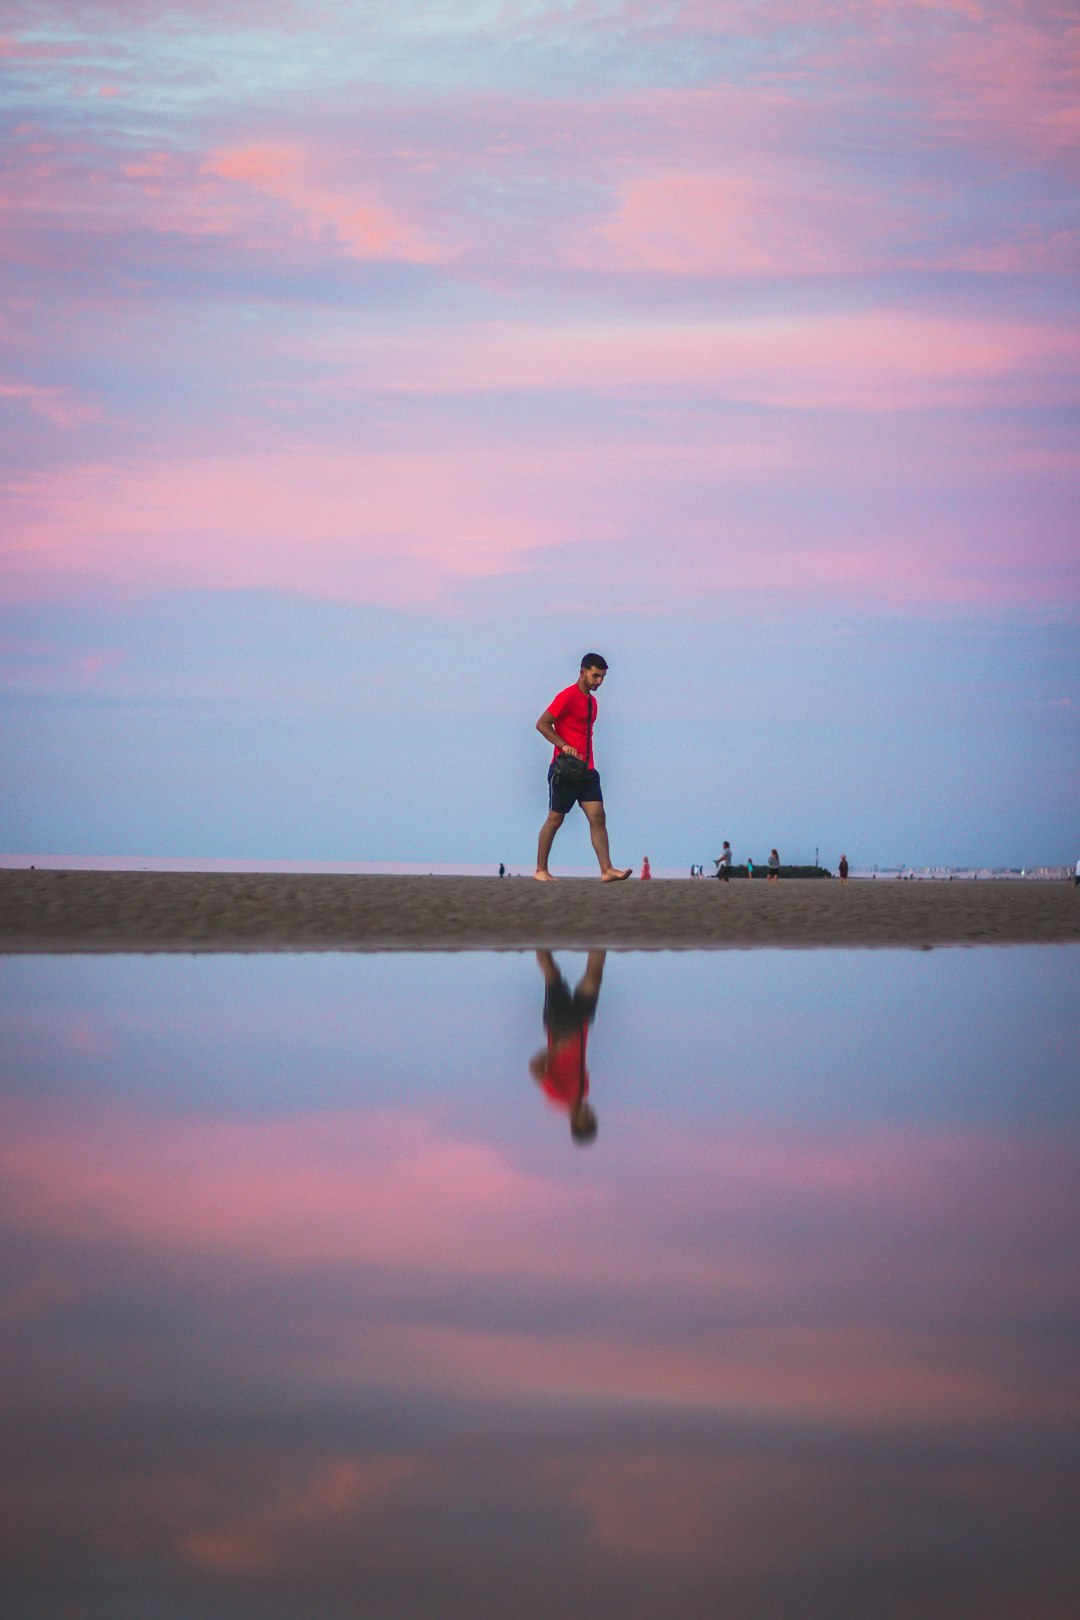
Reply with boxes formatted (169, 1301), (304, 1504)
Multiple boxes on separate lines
(2, 947), (1078, 1620)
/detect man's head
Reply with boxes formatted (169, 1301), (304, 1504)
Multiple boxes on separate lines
(570, 1099), (598, 1145)
(579, 653), (608, 692)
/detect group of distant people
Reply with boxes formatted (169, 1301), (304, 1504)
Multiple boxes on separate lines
(687, 846), (769, 879)
(707, 843), (783, 882)
(699, 847), (850, 882)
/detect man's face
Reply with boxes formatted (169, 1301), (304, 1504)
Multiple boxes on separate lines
(581, 666), (606, 691)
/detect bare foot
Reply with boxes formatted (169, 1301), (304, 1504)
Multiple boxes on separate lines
(601, 867), (632, 882)
(533, 870), (558, 882)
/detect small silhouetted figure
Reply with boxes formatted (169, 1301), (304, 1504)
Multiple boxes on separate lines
(498, 862), (506, 878)
(767, 849), (780, 883)
(747, 858), (754, 880)
(641, 856), (652, 880)
(530, 950), (604, 1145)
(838, 854), (849, 884)
(716, 842), (731, 882)
(1074, 857), (1079, 888)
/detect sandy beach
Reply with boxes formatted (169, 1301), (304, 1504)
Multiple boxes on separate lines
(1, 869), (1076, 953)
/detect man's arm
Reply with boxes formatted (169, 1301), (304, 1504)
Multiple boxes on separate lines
(536, 709), (582, 759)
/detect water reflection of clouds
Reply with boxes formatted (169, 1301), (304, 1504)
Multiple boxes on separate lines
(1, 948), (1078, 1616)
(4, 1101), (1076, 1425)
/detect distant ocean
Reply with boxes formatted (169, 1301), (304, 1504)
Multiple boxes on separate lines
(0, 855), (1067, 880)
(1, 854), (539, 878)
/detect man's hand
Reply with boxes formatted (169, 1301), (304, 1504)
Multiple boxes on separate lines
(558, 745), (583, 760)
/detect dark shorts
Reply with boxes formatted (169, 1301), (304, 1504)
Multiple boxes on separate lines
(548, 761), (603, 815)
(544, 977), (599, 1041)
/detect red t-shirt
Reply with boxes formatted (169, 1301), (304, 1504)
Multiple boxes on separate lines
(541, 1030), (590, 1109)
(547, 683), (596, 768)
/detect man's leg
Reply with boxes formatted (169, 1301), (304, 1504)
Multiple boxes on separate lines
(580, 800), (631, 881)
(534, 810), (565, 880)
(578, 948), (606, 999)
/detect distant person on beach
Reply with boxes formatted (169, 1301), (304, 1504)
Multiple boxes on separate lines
(747, 858), (754, 880)
(767, 849), (780, 883)
(1074, 857), (1079, 889)
(641, 856), (652, 880)
(716, 842), (732, 882)
(498, 862), (506, 878)
(838, 854), (849, 883)
(534, 654), (631, 883)
(529, 949), (604, 1144)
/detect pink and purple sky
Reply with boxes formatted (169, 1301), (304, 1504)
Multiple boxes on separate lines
(2, 1), (1077, 867)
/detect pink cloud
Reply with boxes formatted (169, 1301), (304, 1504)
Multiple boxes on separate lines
(202, 141), (456, 264)
(181, 1454), (428, 1576)
(2, 48), (1073, 290)
(576, 165), (905, 277)
(574, 154), (1080, 280)
(75, 648), (124, 679)
(341, 310), (1080, 411)
(0, 1271), (84, 1324)
(2, 442), (613, 605)
(0, 1102), (577, 1274)
(0, 380), (101, 427)
(0, 636), (136, 698)
(638, 1), (991, 26)
(560, 1450), (906, 1568)
(0, 128), (455, 268)
(566, 1452), (734, 1563)
(295, 1314), (1038, 1426)
(0, 35), (80, 61)
(3, 1098), (1075, 1426)
(4, 345), (1074, 611)
(916, 11), (1080, 161)
(1, 5), (1075, 627)
(948, 231), (1080, 275)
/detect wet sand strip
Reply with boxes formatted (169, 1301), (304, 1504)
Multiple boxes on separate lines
(1, 870), (1077, 953)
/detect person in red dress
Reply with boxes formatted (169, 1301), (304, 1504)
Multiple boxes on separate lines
(533, 653), (631, 882)
(640, 856), (652, 879)
(529, 949), (605, 1144)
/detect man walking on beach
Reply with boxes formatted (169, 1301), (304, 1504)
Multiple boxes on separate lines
(534, 654), (632, 882)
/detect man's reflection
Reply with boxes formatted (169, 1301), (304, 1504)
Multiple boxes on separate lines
(529, 949), (605, 1145)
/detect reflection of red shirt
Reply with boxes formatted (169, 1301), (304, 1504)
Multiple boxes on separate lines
(547, 684), (596, 768)
(541, 1030), (589, 1110)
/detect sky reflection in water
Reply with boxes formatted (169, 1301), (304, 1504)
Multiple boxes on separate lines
(2, 947), (1078, 1620)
